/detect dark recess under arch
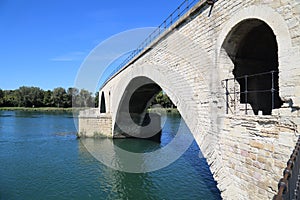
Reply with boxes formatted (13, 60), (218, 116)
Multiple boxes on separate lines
(100, 92), (106, 113)
(222, 19), (283, 115)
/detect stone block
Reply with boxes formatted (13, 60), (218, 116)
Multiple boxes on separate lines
(250, 140), (264, 149)
(257, 156), (267, 164)
(278, 131), (295, 147)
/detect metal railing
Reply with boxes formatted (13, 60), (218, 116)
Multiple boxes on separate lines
(274, 136), (300, 200)
(221, 70), (279, 115)
(100, 0), (212, 89)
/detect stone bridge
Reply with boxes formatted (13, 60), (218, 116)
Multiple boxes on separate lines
(78, 0), (300, 199)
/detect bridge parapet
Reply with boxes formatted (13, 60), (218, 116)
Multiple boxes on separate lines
(100, 0), (212, 89)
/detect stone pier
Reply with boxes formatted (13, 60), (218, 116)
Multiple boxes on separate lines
(78, 108), (112, 138)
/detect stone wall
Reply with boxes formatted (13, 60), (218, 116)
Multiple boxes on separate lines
(220, 113), (299, 199)
(78, 108), (112, 138)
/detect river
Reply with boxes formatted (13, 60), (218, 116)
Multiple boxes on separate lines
(0, 111), (221, 200)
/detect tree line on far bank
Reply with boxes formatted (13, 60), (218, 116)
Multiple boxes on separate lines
(0, 86), (99, 108)
(0, 86), (175, 109)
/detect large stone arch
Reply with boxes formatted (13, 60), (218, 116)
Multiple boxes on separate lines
(109, 65), (193, 136)
(216, 5), (293, 115)
(105, 56), (231, 193)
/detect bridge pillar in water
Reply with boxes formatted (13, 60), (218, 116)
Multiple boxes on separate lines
(113, 112), (162, 142)
(78, 108), (112, 138)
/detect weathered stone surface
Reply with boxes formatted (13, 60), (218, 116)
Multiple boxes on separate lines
(78, 109), (112, 138)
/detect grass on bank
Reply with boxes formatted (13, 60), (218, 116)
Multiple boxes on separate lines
(0, 107), (179, 115)
(0, 107), (82, 113)
(148, 107), (179, 114)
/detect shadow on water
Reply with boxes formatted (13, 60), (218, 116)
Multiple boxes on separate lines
(0, 110), (221, 199)
(79, 113), (221, 199)
(78, 138), (160, 200)
(161, 113), (222, 199)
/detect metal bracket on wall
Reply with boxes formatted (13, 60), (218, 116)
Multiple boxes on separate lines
(207, 0), (215, 17)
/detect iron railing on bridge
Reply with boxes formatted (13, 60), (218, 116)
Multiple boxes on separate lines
(100, 0), (215, 89)
(274, 136), (300, 200)
(221, 70), (279, 115)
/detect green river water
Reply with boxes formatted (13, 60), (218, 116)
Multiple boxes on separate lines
(0, 111), (221, 200)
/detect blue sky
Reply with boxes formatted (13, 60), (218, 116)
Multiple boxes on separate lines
(0, 0), (184, 92)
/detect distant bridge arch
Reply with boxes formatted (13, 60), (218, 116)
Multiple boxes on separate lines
(100, 91), (106, 113)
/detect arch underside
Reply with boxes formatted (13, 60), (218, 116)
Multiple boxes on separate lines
(113, 77), (162, 141)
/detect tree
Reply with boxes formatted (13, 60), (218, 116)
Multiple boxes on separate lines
(16, 86), (31, 107)
(67, 87), (79, 107)
(151, 91), (175, 108)
(0, 86), (97, 108)
(15, 86), (44, 107)
(94, 91), (99, 107)
(29, 87), (44, 107)
(78, 89), (93, 107)
(3, 90), (18, 107)
(43, 90), (53, 107)
(52, 87), (67, 108)
(0, 89), (4, 106)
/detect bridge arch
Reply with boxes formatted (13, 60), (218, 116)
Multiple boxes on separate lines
(217, 5), (291, 115)
(103, 52), (229, 186)
(217, 5), (292, 59)
(113, 76), (162, 139)
(109, 67), (187, 138)
(100, 91), (106, 113)
(107, 60), (214, 142)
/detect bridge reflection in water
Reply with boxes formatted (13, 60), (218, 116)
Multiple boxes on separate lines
(79, 114), (221, 199)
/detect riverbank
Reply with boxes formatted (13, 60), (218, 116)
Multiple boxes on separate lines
(0, 107), (80, 113)
(0, 107), (179, 115)
(148, 107), (179, 114)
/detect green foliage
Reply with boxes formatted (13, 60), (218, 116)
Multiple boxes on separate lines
(94, 91), (99, 107)
(0, 86), (97, 108)
(16, 86), (44, 107)
(0, 89), (4, 106)
(67, 87), (79, 107)
(3, 90), (18, 107)
(53, 87), (68, 108)
(78, 89), (93, 107)
(43, 90), (53, 107)
(151, 91), (175, 108)
(0, 87), (174, 109)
